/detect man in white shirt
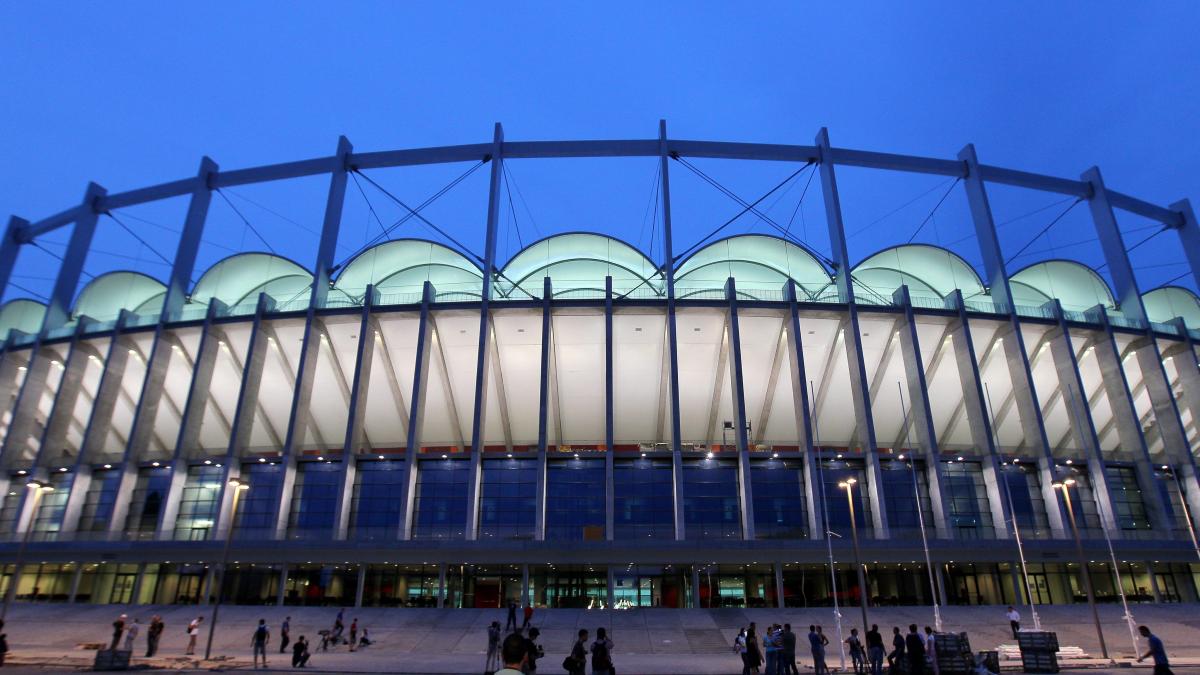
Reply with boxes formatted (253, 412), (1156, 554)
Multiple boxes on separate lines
(1005, 606), (1020, 639)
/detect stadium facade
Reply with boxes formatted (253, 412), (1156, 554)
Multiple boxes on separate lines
(0, 125), (1197, 612)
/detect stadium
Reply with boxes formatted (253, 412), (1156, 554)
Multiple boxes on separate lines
(0, 123), (1197, 614)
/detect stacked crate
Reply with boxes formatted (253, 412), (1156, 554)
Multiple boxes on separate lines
(1016, 631), (1060, 674)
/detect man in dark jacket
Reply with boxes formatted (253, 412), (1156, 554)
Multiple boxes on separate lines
(888, 626), (906, 674)
(905, 624), (925, 675)
(781, 623), (799, 675)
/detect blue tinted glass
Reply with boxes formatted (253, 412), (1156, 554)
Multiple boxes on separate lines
(289, 461), (341, 538)
(546, 458), (605, 540)
(78, 468), (122, 534)
(682, 459), (741, 540)
(614, 458), (675, 540)
(1104, 465), (1151, 531)
(413, 459), (470, 540)
(750, 459), (806, 539)
(816, 461), (869, 532)
(126, 466), (172, 536)
(234, 462), (283, 539)
(479, 458), (537, 540)
(175, 465), (225, 541)
(351, 460), (406, 540)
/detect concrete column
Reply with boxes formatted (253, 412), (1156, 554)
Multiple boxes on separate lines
(1163, 324), (1200, 528)
(604, 277), (615, 541)
(437, 564), (446, 609)
(130, 563), (147, 605)
(400, 283), (436, 540)
(785, 282), (823, 540)
(1145, 562), (1163, 603)
(465, 124), (505, 541)
(672, 449), (686, 541)
(67, 564), (83, 604)
(1009, 562), (1023, 605)
(0, 341), (54, 467)
(690, 566), (701, 608)
(112, 320), (174, 533)
(802, 447), (823, 541)
(332, 454), (358, 540)
(12, 321), (90, 469)
(934, 564), (948, 608)
(606, 567), (615, 609)
(535, 277), (552, 541)
(774, 562), (786, 609)
(43, 183), (105, 331)
(354, 566), (366, 608)
(724, 278), (755, 540)
(212, 293), (274, 540)
(658, 120), (683, 454)
(893, 286), (952, 537)
(76, 315), (135, 469)
(31, 321), (92, 473)
(521, 564), (530, 608)
(276, 565), (288, 606)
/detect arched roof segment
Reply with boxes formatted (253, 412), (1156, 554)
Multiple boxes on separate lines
(0, 299), (46, 339)
(850, 244), (986, 305)
(498, 232), (660, 298)
(1143, 285), (1200, 329)
(73, 271), (166, 322)
(1009, 259), (1115, 313)
(189, 252), (314, 308)
(674, 234), (830, 300)
(334, 239), (482, 300)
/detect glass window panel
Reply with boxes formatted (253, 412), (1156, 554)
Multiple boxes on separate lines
(479, 458), (537, 540)
(614, 457), (675, 540)
(749, 458), (806, 540)
(682, 458), (741, 540)
(412, 459), (469, 540)
(349, 459), (406, 541)
(545, 458), (605, 541)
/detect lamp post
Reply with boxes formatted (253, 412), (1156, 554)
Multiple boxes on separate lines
(896, 382), (942, 632)
(1, 480), (53, 622)
(810, 381), (846, 670)
(1163, 467), (1200, 563)
(1052, 478), (1108, 660)
(204, 478), (248, 661)
(839, 477), (870, 635)
(997, 460), (1041, 630)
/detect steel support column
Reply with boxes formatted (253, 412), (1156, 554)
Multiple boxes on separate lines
(465, 124), (504, 541)
(659, 121), (686, 540)
(43, 183), (106, 331)
(399, 282), (435, 540)
(784, 282), (823, 540)
(1168, 199), (1200, 292)
(162, 157), (218, 319)
(725, 278), (755, 540)
(604, 276), (615, 541)
(535, 277), (552, 541)
(893, 286), (951, 537)
(816, 127), (888, 538)
(0, 217), (27, 303)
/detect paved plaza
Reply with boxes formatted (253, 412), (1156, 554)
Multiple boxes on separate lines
(0, 603), (1197, 672)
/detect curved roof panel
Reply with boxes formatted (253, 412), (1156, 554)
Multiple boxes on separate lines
(851, 244), (986, 305)
(1009, 259), (1115, 313)
(73, 271), (166, 322)
(0, 299), (46, 338)
(190, 252), (314, 308)
(334, 239), (482, 300)
(674, 235), (830, 300)
(1143, 285), (1200, 329)
(498, 232), (660, 298)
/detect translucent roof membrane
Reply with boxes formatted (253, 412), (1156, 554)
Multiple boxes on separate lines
(1009, 260), (1116, 314)
(1143, 286), (1200, 329)
(334, 239), (482, 302)
(675, 235), (831, 301)
(497, 232), (660, 299)
(189, 252), (314, 309)
(850, 244), (986, 306)
(0, 299), (46, 338)
(73, 271), (166, 322)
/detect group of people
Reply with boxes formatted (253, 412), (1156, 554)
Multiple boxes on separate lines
(107, 614), (166, 657)
(735, 623), (939, 675)
(317, 608), (372, 653)
(485, 615), (614, 675)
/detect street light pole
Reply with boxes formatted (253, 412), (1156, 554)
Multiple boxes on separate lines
(1165, 468), (1200, 563)
(810, 382), (846, 671)
(896, 382), (942, 632)
(1053, 479), (1108, 660)
(204, 478), (248, 661)
(1, 481), (52, 622)
(839, 478), (870, 635)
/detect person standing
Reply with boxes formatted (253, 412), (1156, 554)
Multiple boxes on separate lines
(506, 601), (518, 632)
(746, 623), (763, 674)
(522, 604), (534, 632)
(280, 616), (291, 654)
(808, 625), (826, 675)
(735, 627), (750, 675)
(145, 616), (163, 658)
(905, 625), (925, 675)
(1137, 626), (1173, 675)
(866, 624), (884, 675)
(782, 623), (799, 675)
(590, 627), (614, 675)
(292, 635), (310, 668)
(887, 626), (905, 675)
(846, 628), (865, 675)
(252, 619), (271, 669)
(1005, 606), (1020, 639)
(487, 621), (503, 673)
(567, 629), (588, 675)
(924, 626), (939, 675)
(349, 618), (358, 652)
(124, 618), (140, 652)
(110, 614), (127, 651)
(186, 616), (203, 655)
(522, 626), (543, 674)
(764, 625), (778, 675)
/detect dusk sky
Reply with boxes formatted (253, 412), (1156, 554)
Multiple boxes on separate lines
(1, 3), (1197, 304)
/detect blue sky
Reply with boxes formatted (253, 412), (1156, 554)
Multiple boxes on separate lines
(1, 3), (1198, 303)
